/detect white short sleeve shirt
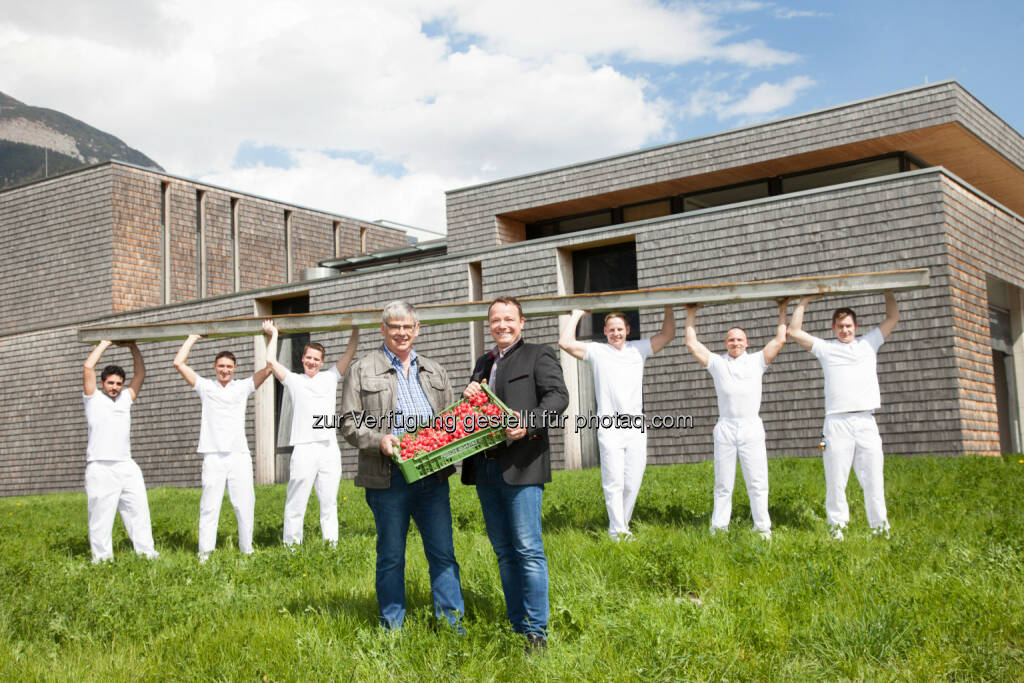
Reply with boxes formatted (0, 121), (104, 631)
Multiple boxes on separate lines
(706, 350), (768, 420)
(83, 391), (133, 462)
(811, 327), (885, 414)
(193, 376), (256, 454)
(584, 339), (653, 416)
(283, 365), (341, 445)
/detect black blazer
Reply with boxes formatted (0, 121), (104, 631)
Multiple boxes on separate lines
(461, 339), (569, 486)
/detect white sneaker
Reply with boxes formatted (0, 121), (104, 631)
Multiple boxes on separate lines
(829, 525), (845, 541)
(709, 526), (727, 536)
(871, 523), (891, 539)
(758, 529), (772, 541)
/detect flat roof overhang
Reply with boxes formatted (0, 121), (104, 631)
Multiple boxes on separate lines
(500, 122), (1024, 223)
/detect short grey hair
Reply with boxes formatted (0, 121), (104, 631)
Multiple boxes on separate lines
(381, 300), (419, 324)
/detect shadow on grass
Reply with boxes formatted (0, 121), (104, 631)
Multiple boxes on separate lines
(279, 580), (518, 631)
(765, 500), (821, 530)
(285, 590), (381, 624)
(49, 534), (91, 559)
(629, 502), (708, 529)
(541, 508), (607, 533)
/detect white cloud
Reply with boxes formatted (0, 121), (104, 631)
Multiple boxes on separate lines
(773, 7), (831, 19)
(200, 150), (466, 234)
(435, 0), (797, 67)
(722, 75), (816, 117)
(0, 0), (808, 232)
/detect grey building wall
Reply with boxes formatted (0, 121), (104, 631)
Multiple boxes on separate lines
(0, 162), (406, 336)
(6, 168), (1020, 497)
(0, 165), (114, 334)
(445, 81), (1024, 255)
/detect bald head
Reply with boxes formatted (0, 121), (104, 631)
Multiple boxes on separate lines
(724, 327), (748, 358)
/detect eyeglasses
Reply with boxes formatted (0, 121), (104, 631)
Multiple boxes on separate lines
(385, 323), (417, 332)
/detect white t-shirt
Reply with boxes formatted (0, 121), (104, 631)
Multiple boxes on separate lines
(283, 365), (340, 445)
(706, 350), (769, 420)
(811, 327), (885, 414)
(193, 376), (256, 454)
(584, 339), (653, 416)
(83, 391), (133, 462)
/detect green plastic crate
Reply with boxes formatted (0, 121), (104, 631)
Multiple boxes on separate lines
(393, 383), (513, 483)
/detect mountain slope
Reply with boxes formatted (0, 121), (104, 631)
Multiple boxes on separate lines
(0, 91), (162, 190)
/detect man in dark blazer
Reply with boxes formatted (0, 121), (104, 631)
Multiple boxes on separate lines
(462, 296), (568, 652)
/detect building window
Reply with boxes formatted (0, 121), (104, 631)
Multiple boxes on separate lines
(160, 181), (170, 304)
(526, 210), (613, 240)
(196, 190), (206, 297)
(571, 241), (639, 340)
(284, 210), (293, 282)
(622, 199), (671, 222)
(780, 156), (903, 194)
(333, 221), (341, 258)
(230, 198), (240, 292)
(523, 152), (923, 241)
(682, 181), (770, 212)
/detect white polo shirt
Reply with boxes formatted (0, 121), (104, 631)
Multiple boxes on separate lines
(811, 327), (885, 415)
(193, 376), (256, 454)
(584, 339), (653, 416)
(283, 366), (341, 445)
(706, 350), (768, 420)
(83, 391), (133, 462)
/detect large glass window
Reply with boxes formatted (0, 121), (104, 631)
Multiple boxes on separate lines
(622, 199), (671, 222)
(682, 181), (770, 212)
(523, 153), (920, 241)
(781, 157), (902, 193)
(571, 242), (639, 340)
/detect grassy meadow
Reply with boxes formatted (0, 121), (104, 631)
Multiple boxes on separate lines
(1, 455), (1023, 681)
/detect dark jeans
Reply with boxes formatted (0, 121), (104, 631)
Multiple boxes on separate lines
(365, 470), (464, 629)
(475, 457), (548, 636)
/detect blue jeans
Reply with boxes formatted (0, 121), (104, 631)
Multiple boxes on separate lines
(475, 457), (548, 636)
(364, 470), (464, 630)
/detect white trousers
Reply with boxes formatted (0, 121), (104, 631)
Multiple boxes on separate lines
(598, 428), (647, 537)
(283, 440), (341, 545)
(85, 460), (158, 563)
(198, 451), (255, 556)
(823, 412), (888, 530)
(711, 417), (771, 533)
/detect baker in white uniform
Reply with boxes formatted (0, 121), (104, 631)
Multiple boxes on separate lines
(559, 307), (675, 539)
(264, 320), (359, 546)
(685, 300), (790, 539)
(173, 325), (276, 561)
(82, 340), (159, 563)
(788, 292), (899, 540)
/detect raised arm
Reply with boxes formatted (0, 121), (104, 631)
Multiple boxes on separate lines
(83, 340), (113, 396)
(251, 325), (276, 389)
(335, 326), (360, 375)
(787, 295), (819, 351)
(878, 291), (899, 340)
(557, 309), (588, 360)
(683, 305), (711, 367)
(650, 305), (676, 354)
(762, 298), (791, 364)
(262, 320), (289, 382)
(122, 342), (145, 400)
(173, 334), (202, 387)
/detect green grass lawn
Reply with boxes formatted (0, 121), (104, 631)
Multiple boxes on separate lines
(2, 456), (1023, 681)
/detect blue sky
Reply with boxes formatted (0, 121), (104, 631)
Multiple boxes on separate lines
(2, 0), (1021, 237)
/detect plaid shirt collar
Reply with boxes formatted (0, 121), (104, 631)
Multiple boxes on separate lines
(382, 343), (418, 372)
